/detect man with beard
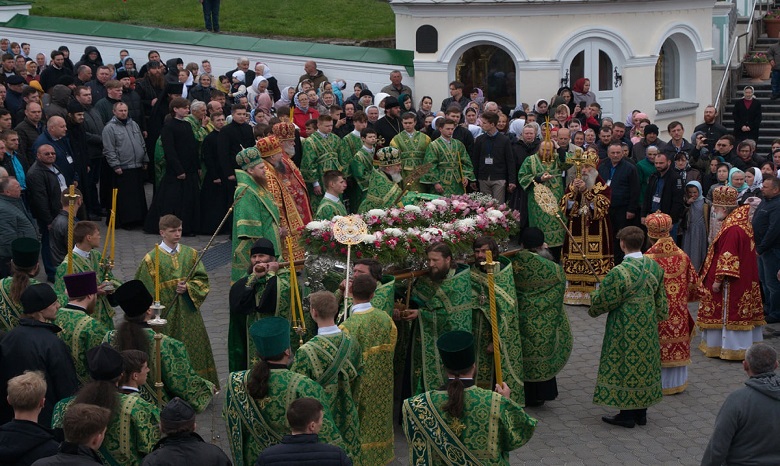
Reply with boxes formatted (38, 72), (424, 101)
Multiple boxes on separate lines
(102, 102), (148, 229)
(272, 121), (311, 224)
(469, 235), (525, 406)
(39, 51), (68, 93)
(374, 96), (402, 147)
(405, 242), (473, 394)
(199, 112), (231, 234)
(302, 114), (348, 212)
(358, 146), (405, 213)
(697, 186), (764, 360)
(561, 148), (614, 305)
(219, 104), (255, 199)
(518, 138), (568, 262)
(136, 60), (164, 127)
(257, 135), (305, 261)
(231, 146), (281, 300)
(421, 118), (475, 196)
(391, 111), (430, 193)
(511, 227), (573, 407)
(694, 105), (728, 154)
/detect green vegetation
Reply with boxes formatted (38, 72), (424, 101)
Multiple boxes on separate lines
(29, 0), (395, 41)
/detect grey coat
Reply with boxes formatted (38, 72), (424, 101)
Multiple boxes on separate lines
(102, 116), (147, 169)
(0, 194), (37, 257)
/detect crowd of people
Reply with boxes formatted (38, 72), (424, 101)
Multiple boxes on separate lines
(0, 36), (778, 466)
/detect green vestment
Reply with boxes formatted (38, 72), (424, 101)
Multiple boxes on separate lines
(230, 169), (281, 372)
(315, 196), (347, 220)
(402, 385), (537, 466)
(511, 250), (573, 381)
(343, 132), (362, 159)
(421, 137), (475, 196)
(357, 169), (403, 213)
(391, 131), (431, 193)
(588, 256), (668, 409)
(54, 306), (109, 385)
(517, 154), (567, 247)
(301, 132), (349, 211)
(135, 243), (218, 388)
(54, 250), (120, 330)
(340, 307), (398, 466)
(223, 368), (345, 466)
(336, 275), (396, 321)
(153, 136), (165, 189)
(290, 331), (363, 462)
(350, 146), (375, 209)
(410, 265), (473, 394)
(0, 277), (38, 331)
(53, 394), (160, 466)
(184, 114), (209, 186)
(470, 259), (526, 406)
(637, 158), (656, 206)
(104, 328), (215, 412)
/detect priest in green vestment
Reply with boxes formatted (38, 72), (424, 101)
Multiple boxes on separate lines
(421, 118), (475, 196)
(315, 170), (348, 221)
(391, 112), (431, 193)
(54, 271), (109, 385)
(104, 280), (215, 412)
(511, 227), (573, 407)
(223, 317), (345, 466)
(349, 128), (377, 210)
(135, 214), (218, 388)
(0, 238), (40, 332)
(301, 115), (350, 211)
(54, 221), (120, 330)
(290, 290), (363, 462)
(407, 242), (473, 395)
(517, 140), (568, 260)
(358, 146), (405, 213)
(231, 147), (282, 372)
(335, 258), (397, 321)
(402, 330), (537, 466)
(470, 236), (526, 406)
(52, 344), (160, 465)
(589, 226), (667, 428)
(340, 275), (397, 466)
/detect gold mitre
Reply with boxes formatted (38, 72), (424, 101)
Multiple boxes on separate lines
(646, 211), (672, 239)
(711, 186), (738, 207)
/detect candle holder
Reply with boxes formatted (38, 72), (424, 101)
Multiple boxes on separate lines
(148, 301), (167, 327)
(293, 324), (306, 345)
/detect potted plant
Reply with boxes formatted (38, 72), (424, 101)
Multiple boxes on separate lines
(743, 51), (771, 81)
(766, 10), (780, 38)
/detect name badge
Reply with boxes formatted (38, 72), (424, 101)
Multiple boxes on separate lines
(66, 156), (73, 164)
(485, 156), (493, 165)
(652, 195), (661, 204)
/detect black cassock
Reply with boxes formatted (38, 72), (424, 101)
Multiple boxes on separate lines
(199, 129), (232, 234)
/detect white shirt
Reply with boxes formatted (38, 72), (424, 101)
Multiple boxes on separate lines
(318, 325), (341, 336)
(73, 246), (90, 259)
(624, 251), (643, 259)
(159, 242), (178, 254)
(120, 386), (140, 393)
(350, 302), (372, 314)
(323, 192), (340, 203)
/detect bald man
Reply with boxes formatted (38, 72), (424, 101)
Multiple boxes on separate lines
(33, 115), (80, 187)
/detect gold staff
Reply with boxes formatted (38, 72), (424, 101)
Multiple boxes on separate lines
(332, 215), (368, 318)
(64, 185), (80, 275)
(286, 236), (306, 344)
(148, 244), (167, 409)
(483, 250), (502, 385)
(100, 188), (118, 291)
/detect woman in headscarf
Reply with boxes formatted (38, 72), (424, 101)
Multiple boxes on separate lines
(74, 46), (104, 76)
(253, 61), (280, 102)
(178, 69), (194, 100)
(292, 91), (319, 137)
(165, 57), (184, 83)
(274, 86), (295, 111)
(553, 104), (570, 128)
(733, 85), (762, 143)
(739, 167), (763, 204)
(346, 82), (368, 108)
(556, 86), (576, 113)
(469, 88), (485, 110)
(416, 95), (434, 129)
(682, 180), (708, 271)
(117, 57), (138, 78)
(187, 73), (214, 103)
(532, 99), (549, 120)
(399, 93), (415, 114)
(247, 76), (269, 110)
(572, 78), (597, 107)
(331, 80), (346, 106)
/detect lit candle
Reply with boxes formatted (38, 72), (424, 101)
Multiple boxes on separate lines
(101, 214), (110, 260)
(289, 106), (294, 121)
(154, 244), (160, 302)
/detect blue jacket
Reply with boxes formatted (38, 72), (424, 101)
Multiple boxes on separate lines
(255, 434), (352, 466)
(597, 158), (640, 213)
(32, 129), (79, 185)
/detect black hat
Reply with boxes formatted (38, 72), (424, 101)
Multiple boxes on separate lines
(11, 237), (40, 268)
(20, 283), (58, 314)
(147, 60), (162, 69)
(359, 89), (373, 98)
(519, 227), (545, 249)
(436, 330), (475, 372)
(64, 271), (98, 297)
(115, 70), (129, 80)
(113, 280), (152, 318)
(86, 343), (124, 381)
(383, 96), (400, 109)
(5, 74), (24, 85)
(161, 397), (196, 427)
(165, 82), (183, 95)
(644, 124), (659, 136)
(67, 100), (85, 114)
(57, 75), (75, 87)
(250, 238), (276, 257)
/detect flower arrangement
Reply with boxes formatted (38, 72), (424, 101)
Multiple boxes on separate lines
(301, 193), (520, 268)
(743, 51), (770, 63)
(765, 9), (780, 20)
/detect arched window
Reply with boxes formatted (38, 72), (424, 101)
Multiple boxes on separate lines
(656, 39), (680, 101)
(455, 45), (516, 108)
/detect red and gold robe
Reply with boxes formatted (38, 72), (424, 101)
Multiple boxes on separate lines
(645, 237), (698, 393)
(280, 155), (313, 225)
(264, 160), (305, 261)
(560, 177), (614, 305)
(697, 205), (764, 332)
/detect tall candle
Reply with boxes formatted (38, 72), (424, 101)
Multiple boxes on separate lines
(154, 244), (160, 302)
(109, 189), (117, 261)
(289, 106), (294, 121)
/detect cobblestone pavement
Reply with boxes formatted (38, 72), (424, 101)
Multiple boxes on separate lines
(98, 222), (780, 465)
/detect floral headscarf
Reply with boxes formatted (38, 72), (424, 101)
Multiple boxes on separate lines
(293, 91), (308, 112)
(728, 167), (748, 193)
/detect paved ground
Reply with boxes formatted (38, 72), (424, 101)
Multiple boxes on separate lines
(97, 221), (780, 465)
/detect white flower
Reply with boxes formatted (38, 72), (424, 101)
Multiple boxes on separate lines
(384, 228), (404, 237)
(421, 232), (433, 242)
(367, 209), (386, 218)
(425, 203), (437, 211)
(360, 234), (376, 244)
(404, 205), (422, 213)
(454, 218), (476, 229)
(305, 221), (328, 231)
(432, 199), (447, 207)
(486, 209), (504, 219)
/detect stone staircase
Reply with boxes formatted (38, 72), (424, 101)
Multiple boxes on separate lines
(722, 37), (780, 155)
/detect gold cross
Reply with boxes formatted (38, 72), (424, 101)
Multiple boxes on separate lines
(450, 418), (466, 436)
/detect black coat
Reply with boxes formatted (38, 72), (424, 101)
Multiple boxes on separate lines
(0, 319), (79, 427)
(0, 419), (60, 466)
(597, 158), (639, 213)
(219, 121), (255, 171)
(30, 442), (103, 465)
(641, 168), (686, 223)
(254, 434), (351, 466)
(15, 118), (45, 166)
(471, 131), (516, 184)
(732, 98), (762, 143)
(141, 432), (231, 466)
(374, 115), (402, 147)
(26, 161), (63, 227)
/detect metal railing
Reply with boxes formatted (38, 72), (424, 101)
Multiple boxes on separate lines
(715, 0), (771, 113)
